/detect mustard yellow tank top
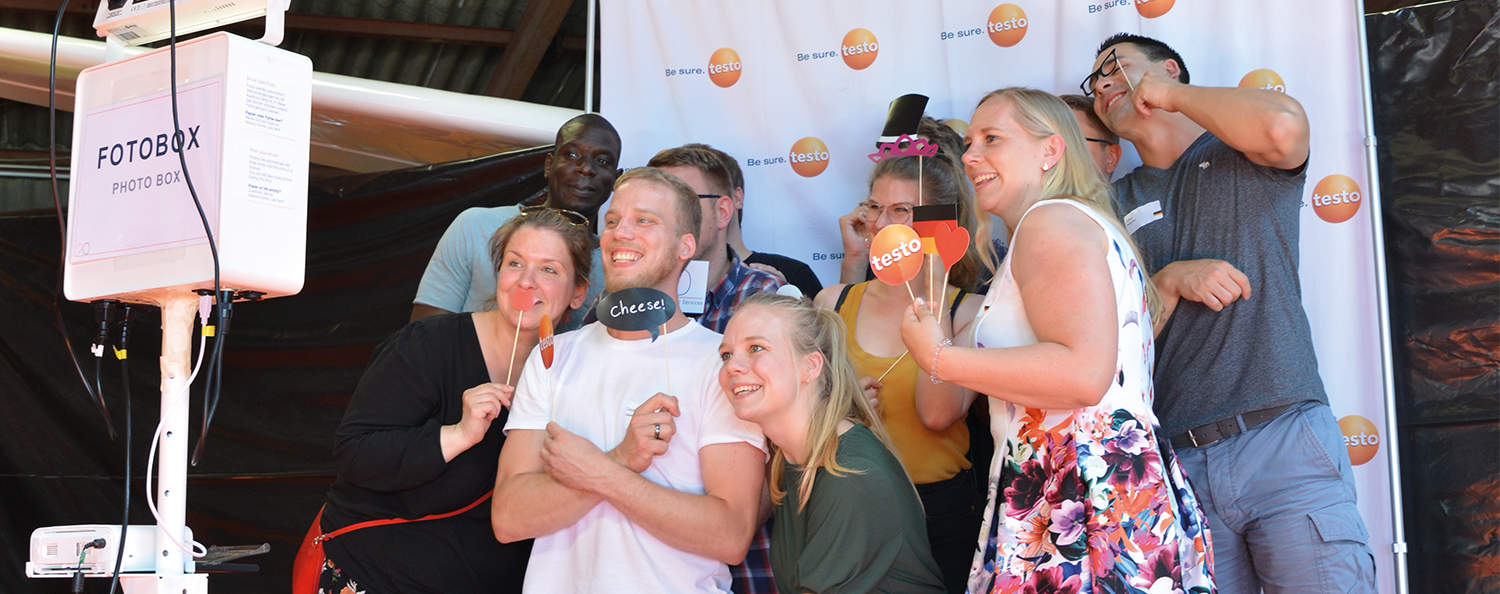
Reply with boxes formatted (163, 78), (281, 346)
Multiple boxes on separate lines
(836, 282), (970, 485)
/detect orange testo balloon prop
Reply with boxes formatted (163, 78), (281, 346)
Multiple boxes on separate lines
(870, 224), (923, 286)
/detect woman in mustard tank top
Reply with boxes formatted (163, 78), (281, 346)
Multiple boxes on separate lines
(814, 120), (995, 593)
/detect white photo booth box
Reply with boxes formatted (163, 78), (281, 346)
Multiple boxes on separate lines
(65, 31), (310, 304)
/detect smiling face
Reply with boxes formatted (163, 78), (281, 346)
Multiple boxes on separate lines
(718, 305), (820, 426)
(545, 126), (622, 213)
(862, 175), (919, 238)
(495, 226), (588, 329)
(1089, 43), (1154, 136)
(962, 97), (1056, 221)
(600, 179), (694, 294)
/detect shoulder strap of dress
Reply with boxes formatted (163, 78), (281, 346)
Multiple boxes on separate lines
(947, 288), (968, 321)
(834, 283), (856, 312)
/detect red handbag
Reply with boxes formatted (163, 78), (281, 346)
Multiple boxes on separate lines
(291, 490), (494, 593)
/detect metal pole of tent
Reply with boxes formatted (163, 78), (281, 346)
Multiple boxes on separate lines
(584, 0), (597, 114)
(1352, 2), (1410, 593)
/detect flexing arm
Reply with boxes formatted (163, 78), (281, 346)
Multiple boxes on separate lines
(1133, 70), (1310, 170)
(900, 204), (1117, 409)
(543, 425), (764, 564)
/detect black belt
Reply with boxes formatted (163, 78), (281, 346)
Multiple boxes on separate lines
(1170, 404), (1295, 449)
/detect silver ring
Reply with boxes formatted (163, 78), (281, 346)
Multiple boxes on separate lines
(654, 423), (661, 440)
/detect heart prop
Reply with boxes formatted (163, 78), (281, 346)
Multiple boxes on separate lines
(595, 287), (676, 341)
(539, 314), (555, 369)
(869, 224), (923, 286)
(933, 223), (970, 274)
(508, 287), (537, 312)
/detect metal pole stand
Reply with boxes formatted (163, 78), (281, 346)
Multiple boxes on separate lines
(121, 294), (207, 594)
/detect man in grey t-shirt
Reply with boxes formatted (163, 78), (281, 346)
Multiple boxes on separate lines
(1084, 33), (1376, 594)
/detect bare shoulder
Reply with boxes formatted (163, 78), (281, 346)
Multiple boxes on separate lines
(1011, 200), (1108, 279)
(813, 283), (849, 310)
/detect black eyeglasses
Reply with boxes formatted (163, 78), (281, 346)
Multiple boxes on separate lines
(1084, 137), (1116, 146)
(696, 194), (723, 200)
(519, 204), (589, 227)
(1080, 48), (1124, 97)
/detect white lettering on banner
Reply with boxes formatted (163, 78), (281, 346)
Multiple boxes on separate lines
(1312, 189), (1361, 207)
(841, 42), (877, 56)
(987, 17), (1027, 33)
(707, 61), (742, 74)
(789, 150), (829, 164)
(1344, 432), (1380, 447)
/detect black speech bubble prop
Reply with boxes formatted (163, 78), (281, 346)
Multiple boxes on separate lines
(595, 287), (676, 341)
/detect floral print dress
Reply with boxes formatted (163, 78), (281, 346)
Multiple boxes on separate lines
(965, 199), (1215, 594)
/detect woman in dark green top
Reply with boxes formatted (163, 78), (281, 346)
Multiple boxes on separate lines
(718, 292), (945, 594)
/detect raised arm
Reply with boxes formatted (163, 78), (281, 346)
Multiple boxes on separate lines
(1133, 70), (1309, 170)
(900, 204), (1117, 410)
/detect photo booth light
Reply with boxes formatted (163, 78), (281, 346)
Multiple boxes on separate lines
(93, 0), (288, 47)
(63, 31), (311, 305)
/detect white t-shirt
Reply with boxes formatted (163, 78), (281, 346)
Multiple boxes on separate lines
(505, 321), (766, 594)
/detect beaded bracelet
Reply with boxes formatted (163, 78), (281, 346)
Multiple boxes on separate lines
(930, 338), (952, 384)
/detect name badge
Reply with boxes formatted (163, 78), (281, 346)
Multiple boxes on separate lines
(1124, 200), (1163, 235)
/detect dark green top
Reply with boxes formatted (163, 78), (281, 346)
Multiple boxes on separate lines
(771, 424), (945, 594)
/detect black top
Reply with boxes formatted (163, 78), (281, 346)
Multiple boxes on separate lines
(321, 314), (529, 594)
(746, 251), (823, 297)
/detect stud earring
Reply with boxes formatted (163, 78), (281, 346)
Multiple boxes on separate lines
(1042, 162), (1050, 171)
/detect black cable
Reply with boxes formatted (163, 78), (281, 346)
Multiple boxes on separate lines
(161, 0), (226, 466)
(48, 0), (117, 441)
(72, 538), (106, 594)
(107, 305), (136, 594)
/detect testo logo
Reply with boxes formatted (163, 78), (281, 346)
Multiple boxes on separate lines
(708, 47), (742, 88)
(1310, 174), (1362, 224)
(841, 28), (879, 70)
(1239, 69), (1287, 93)
(788, 137), (830, 177)
(1338, 415), (1380, 466)
(986, 4), (1028, 47)
(1136, 0), (1174, 18)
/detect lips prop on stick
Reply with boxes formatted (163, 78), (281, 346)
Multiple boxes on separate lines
(505, 288), (537, 385)
(595, 287), (678, 393)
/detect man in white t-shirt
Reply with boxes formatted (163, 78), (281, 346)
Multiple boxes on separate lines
(493, 167), (767, 594)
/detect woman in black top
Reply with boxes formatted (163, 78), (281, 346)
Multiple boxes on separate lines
(319, 208), (594, 593)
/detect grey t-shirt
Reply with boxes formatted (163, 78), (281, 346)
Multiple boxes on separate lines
(1113, 132), (1326, 438)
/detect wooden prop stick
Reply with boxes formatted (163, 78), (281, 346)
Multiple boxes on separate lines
(662, 323), (671, 396)
(505, 309), (524, 385)
(876, 352), (907, 382)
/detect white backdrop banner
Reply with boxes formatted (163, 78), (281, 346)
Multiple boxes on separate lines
(601, 1), (1396, 591)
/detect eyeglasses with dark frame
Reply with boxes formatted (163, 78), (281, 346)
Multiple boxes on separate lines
(1084, 137), (1116, 146)
(1080, 48), (1125, 97)
(519, 204), (590, 227)
(696, 193), (724, 200)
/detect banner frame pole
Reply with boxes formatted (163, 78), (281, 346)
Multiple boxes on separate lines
(584, 0), (597, 113)
(1352, 2), (1410, 593)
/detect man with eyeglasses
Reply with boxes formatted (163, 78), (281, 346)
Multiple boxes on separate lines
(1060, 94), (1121, 177)
(1084, 33), (1375, 594)
(411, 114), (623, 331)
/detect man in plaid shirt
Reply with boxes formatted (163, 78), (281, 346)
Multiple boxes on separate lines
(650, 145), (782, 594)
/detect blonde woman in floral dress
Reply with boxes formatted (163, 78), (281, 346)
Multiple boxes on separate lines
(899, 87), (1215, 594)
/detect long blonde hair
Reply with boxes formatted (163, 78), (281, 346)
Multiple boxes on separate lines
(975, 87), (1163, 319)
(739, 292), (897, 510)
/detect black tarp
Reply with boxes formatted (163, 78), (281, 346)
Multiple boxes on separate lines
(1368, 2), (1500, 593)
(0, 146), (548, 593)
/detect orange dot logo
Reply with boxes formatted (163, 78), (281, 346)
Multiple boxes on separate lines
(869, 224), (923, 286)
(986, 4), (1028, 48)
(1339, 415), (1380, 466)
(1136, 0), (1175, 18)
(707, 47), (742, 88)
(944, 119), (969, 136)
(1310, 174), (1363, 224)
(841, 28), (879, 70)
(1239, 69), (1286, 94)
(788, 137), (831, 177)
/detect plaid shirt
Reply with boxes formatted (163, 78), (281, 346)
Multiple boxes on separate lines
(697, 250), (779, 594)
(694, 248), (783, 334)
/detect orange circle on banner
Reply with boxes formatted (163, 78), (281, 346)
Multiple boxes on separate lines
(1239, 69), (1287, 94)
(841, 28), (879, 70)
(1310, 174), (1363, 224)
(1136, 0), (1175, 18)
(788, 137), (831, 177)
(944, 119), (969, 135)
(869, 224), (923, 285)
(708, 47), (742, 88)
(1339, 415), (1380, 466)
(987, 4), (1028, 47)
